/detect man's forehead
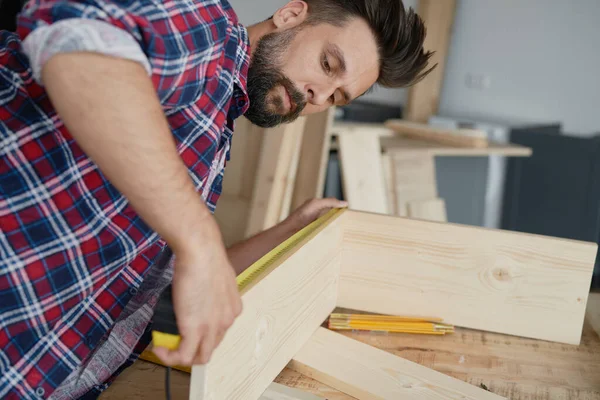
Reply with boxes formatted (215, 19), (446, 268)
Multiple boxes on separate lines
(323, 19), (380, 100)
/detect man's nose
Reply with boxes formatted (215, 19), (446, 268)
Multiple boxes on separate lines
(306, 84), (334, 106)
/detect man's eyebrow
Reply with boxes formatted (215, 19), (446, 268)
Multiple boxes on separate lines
(327, 43), (351, 104)
(328, 43), (347, 74)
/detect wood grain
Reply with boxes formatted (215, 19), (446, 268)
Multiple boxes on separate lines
(337, 127), (387, 214)
(338, 211), (598, 345)
(291, 108), (335, 210)
(262, 383), (324, 400)
(103, 294), (600, 400)
(385, 120), (488, 148)
(289, 327), (504, 400)
(190, 211), (343, 400)
(404, 0), (456, 122)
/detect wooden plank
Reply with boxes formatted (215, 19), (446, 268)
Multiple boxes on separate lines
(337, 127), (387, 214)
(385, 120), (488, 148)
(213, 196), (249, 247)
(338, 210), (598, 345)
(380, 153), (396, 215)
(407, 198), (447, 222)
(279, 118), (307, 221)
(289, 328), (504, 400)
(404, 0), (456, 123)
(245, 119), (305, 237)
(105, 300), (600, 400)
(223, 117), (265, 199)
(381, 136), (532, 157)
(262, 383), (325, 400)
(392, 153), (438, 213)
(291, 108), (336, 210)
(190, 211), (344, 400)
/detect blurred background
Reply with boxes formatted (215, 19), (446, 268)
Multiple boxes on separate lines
(230, 0), (600, 288)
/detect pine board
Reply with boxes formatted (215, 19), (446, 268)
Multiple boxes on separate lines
(381, 136), (532, 157)
(407, 198), (447, 222)
(190, 212), (344, 400)
(289, 328), (504, 400)
(404, 0), (457, 123)
(338, 211), (598, 344)
(245, 119), (305, 237)
(337, 127), (387, 214)
(291, 109), (335, 210)
(103, 296), (600, 400)
(385, 120), (488, 148)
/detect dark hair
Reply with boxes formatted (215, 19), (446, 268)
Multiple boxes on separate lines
(303, 0), (435, 88)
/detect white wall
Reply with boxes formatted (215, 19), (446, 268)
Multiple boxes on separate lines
(439, 0), (600, 136)
(227, 0), (418, 106)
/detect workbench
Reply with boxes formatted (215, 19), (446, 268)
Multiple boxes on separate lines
(101, 292), (600, 400)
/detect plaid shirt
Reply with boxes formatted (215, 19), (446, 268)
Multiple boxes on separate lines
(0, 0), (250, 398)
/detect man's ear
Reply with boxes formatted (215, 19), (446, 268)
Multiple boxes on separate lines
(272, 1), (308, 31)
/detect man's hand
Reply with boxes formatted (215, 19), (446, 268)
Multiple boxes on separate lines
(42, 53), (242, 366)
(153, 217), (242, 366)
(282, 198), (348, 232)
(227, 198), (347, 274)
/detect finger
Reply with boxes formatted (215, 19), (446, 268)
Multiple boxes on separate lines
(173, 323), (205, 366)
(197, 326), (218, 364)
(310, 198), (348, 212)
(152, 345), (177, 366)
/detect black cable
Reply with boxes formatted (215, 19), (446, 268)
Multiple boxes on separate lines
(165, 366), (172, 400)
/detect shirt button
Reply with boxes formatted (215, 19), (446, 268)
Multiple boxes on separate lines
(129, 287), (138, 296)
(35, 386), (45, 397)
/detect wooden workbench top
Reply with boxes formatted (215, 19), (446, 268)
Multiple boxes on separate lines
(101, 293), (600, 400)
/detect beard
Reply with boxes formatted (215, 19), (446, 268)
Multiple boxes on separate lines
(244, 29), (306, 128)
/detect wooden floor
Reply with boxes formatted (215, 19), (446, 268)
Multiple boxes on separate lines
(102, 293), (600, 400)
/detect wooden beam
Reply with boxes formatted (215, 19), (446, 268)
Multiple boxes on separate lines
(222, 117), (265, 199)
(289, 328), (504, 400)
(385, 120), (488, 148)
(392, 152), (438, 213)
(380, 153), (397, 215)
(245, 118), (306, 237)
(291, 108), (336, 210)
(190, 211), (344, 400)
(261, 383), (325, 400)
(381, 136), (532, 157)
(407, 198), (447, 222)
(279, 119), (307, 221)
(404, 0), (457, 122)
(337, 126), (387, 214)
(338, 211), (598, 344)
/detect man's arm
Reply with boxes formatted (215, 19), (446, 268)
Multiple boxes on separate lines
(42, 52), (241, 366)
(227, 198), (347, 274)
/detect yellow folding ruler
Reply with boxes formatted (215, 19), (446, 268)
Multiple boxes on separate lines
(140, 207), (346, 372)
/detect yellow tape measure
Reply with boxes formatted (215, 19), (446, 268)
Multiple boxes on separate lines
(147, 207), (346, 354)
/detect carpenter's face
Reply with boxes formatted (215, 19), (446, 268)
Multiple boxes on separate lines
(245, 17), (379, 127)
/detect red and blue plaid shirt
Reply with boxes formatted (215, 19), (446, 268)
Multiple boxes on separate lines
(0, 0), (250, 398)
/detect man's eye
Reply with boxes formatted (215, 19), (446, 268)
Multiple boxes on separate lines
(323, 55), (331, 73)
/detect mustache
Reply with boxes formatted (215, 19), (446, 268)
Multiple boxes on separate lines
(245, 67), (306, 128)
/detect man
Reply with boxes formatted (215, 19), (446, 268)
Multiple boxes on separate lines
(0, 0), (433, 397)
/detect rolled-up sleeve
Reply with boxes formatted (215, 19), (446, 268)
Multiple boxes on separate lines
(22, 18), (151, 84)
